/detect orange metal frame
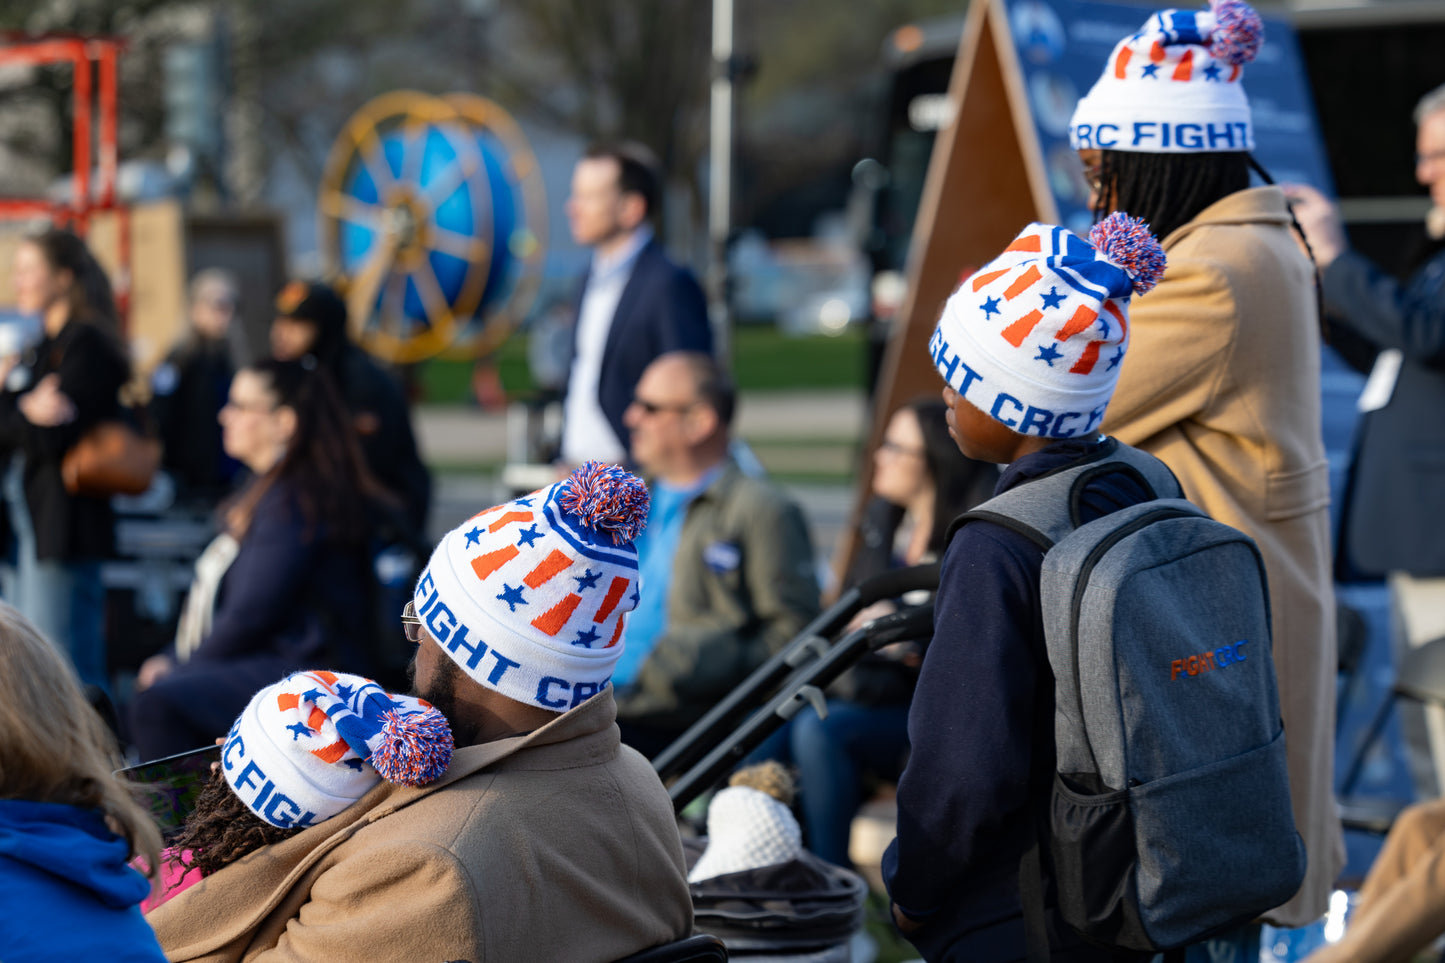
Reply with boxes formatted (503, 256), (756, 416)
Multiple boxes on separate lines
(0, 34), (131, 319)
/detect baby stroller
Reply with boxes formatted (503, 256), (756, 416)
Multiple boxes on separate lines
(656, 564), (939, 962)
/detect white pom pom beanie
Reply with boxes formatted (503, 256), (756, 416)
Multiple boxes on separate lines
(413, 461), (650, 713)
(929, 216), (1165, 438)
(1069, 0), (1265, 154)
(222, 669), (453, 829)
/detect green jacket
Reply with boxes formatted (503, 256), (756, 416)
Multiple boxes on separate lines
(616, 458), (819, 731)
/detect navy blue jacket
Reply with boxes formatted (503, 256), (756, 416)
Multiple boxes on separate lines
(571, 239), (712, 458)
(1325, 244), (1445, 576)
(883, 437), (1153, 963)
(0, 799), (166, 962)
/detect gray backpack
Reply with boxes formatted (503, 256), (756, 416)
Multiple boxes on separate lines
(957, 439), (1305, 957)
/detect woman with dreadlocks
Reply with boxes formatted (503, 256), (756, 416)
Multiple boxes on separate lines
(142, 669), (452, 912)
(1069, 0), (1339, 953)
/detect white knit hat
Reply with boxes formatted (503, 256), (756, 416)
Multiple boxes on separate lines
(930, 215), (1165, 438)
(414, 462), (649, 713)
(1069, 0), (1264, 154)
(221, 670), (453, 829)
(689, 785), (804, 882)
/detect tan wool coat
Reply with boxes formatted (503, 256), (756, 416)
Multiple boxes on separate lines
(149, 692), (693, 962)
(1102, 186), (1342, 926)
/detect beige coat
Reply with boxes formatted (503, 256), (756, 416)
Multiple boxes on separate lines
(149, 692), (693, 962)
(1102, 186), (1342, 926)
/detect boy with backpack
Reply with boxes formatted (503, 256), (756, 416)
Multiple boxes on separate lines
(882, 216), (1303, 963)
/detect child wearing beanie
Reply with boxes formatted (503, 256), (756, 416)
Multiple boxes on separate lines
(1072, 0), (1342, 933)
(143, 670), (452, 910)
(882, 217), (1166, 963)
(689, 761), (804, 883)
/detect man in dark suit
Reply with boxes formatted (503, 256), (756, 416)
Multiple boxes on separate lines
(559, 143), (712, 467)
(1289, 82), (1445, 794)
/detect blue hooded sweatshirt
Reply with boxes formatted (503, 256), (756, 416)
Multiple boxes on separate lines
(0, 798), (166, 962)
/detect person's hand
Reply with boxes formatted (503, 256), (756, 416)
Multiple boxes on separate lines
(892, 902), (922, 934)
(18, 374), (76, 427)
(845, 599), (898, 633)
(1281, 183), (1347, 269)
(135, 653), (175, 691)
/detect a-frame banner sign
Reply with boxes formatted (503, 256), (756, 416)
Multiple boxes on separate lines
(838, 0), (1331, 581)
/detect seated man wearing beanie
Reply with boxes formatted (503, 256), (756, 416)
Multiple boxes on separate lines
(147, 463), (693, 963)
(612, 351), (820, 757)
(885, 217), (1166, 962)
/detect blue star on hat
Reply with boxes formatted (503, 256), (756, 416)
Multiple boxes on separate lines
(513, 496), (533, 507)
(516, 524), (543, 548)
(1036, 343), (1063, 366)
(1141, 63), (1160, 78)
(497, 583), (528, 612)
(1040, 287), (1065, 310)
(572, 626), (601, 648)
(981, 296), (1002, 319)
(1203, 62), (1222, 81)
(287, 721), (313, 741)
(574, 569), (601, 591)
(464, 526), (482, 548)
(1108, 347), (1125, 370)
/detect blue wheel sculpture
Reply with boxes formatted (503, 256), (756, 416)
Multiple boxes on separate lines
(317, 91), (546, 363)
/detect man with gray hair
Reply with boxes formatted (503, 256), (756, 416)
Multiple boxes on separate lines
(1289, 84), (1445, 794)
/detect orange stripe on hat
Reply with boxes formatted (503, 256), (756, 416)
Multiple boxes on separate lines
(1004, 234), (1042, 254)
(607, 615), (626, 648)
(524, 550), (573, 589)
(971, 268), (1009, 292)
(594, 577), (630, 623)
(1103, 300), (1128, 340)
(532, 594), (582, 636)
(1114, 46), (1132, 78)
(1172, 48), (1194, 81)
(1001, 310), (1044, 348)
(310, 740), (349, 764)
(1004, 264), (1043, 300)
(277, 692), (300, 711)
(1150, 40), (1166, 62)
(1071, 341), (1103, 375)
(308, 670), (339, 687)
(1055, 305), (1098, 341)
(471, 544), (520, 581)
(307, 706), (327, 732)
(488, 511), (534, 533)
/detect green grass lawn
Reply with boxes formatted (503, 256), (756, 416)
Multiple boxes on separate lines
(416, 324), (870, 403)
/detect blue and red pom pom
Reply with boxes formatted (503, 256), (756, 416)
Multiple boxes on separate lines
(559, 461), (651, 545)
(1089, 212), (1166, 295)
(372, 706), (454, 786)
(1208, 0), (1263, 66)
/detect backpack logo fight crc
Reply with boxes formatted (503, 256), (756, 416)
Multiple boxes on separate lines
(1170, 641), (1248, 680)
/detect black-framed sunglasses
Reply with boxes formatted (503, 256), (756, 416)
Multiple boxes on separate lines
(401, 600), (425, 643)
(632, 397), (697, 416)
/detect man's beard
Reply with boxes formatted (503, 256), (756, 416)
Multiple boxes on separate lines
(408, 652), (479, 746)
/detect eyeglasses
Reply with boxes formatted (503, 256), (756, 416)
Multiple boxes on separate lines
(878, 439), (926, 459)
(632, 397), (697, 416)
(1082, 164), (1104, 194)
(401, 600), (425, 643)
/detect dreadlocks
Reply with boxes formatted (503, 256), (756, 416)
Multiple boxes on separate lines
(1094, 150), (1250, 242)
(168, 765), (301, 883)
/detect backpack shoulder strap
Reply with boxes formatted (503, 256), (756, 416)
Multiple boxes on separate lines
(945, 437), (1181, 551)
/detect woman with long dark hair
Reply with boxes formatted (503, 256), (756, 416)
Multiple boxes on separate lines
(0, 228), (130, 692)
(129, 359), (385, 759)
(777, 398), (995, 868)
(1070, 0), (1339, 940)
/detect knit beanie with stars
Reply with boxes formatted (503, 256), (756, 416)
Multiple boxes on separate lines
(1069, 0), (1264, 154)
(929, 215), (1165, 438)
(413, 461), (650, 713)
(222, 669), (453, 829)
